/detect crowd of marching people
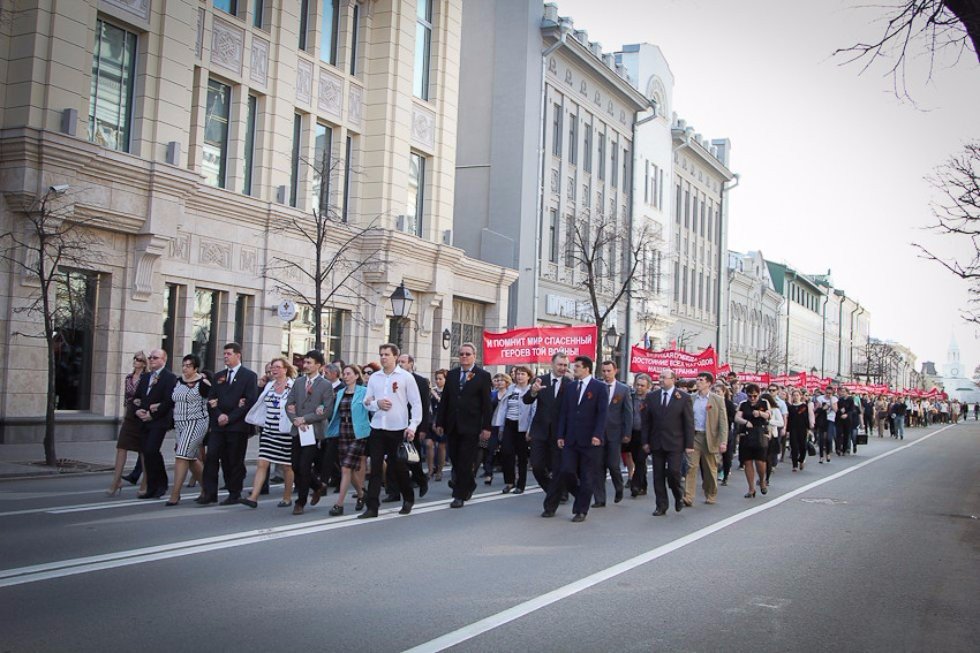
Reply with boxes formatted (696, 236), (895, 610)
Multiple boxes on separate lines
(105, 342), (960, 522)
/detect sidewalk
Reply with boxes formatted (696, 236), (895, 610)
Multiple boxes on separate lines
(0, 434), (262, 480)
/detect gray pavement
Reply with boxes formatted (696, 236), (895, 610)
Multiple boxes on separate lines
(0, 423), (977, 652)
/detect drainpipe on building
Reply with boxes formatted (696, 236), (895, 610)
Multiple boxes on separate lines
(784, 270), (794, 375)
(837, 291), (845, 379)
(820, 291), (829, 378)
(626, 101), (658, 373)
(718, 173), (739, 361)
(849, 304), (862, 380)
(534, 18), (573, 328)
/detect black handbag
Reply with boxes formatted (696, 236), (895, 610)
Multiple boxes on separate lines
(807, 440), (817, 457)
(397, 441), (420, 464)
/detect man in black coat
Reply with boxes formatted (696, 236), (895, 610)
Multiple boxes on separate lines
(523, 352), (572, 517)
(395, 353), (430, 499)
(434, 342), (492, 508)
(200, 342), (258, 505)
(134, 349), (177, 499)
(642, 369), (695, 516)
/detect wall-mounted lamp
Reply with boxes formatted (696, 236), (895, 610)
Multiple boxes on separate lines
(442, 328), (452, 350)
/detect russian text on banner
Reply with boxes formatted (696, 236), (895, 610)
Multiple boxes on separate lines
(629, 345), (717, 379)
(483, 325), (597, 365)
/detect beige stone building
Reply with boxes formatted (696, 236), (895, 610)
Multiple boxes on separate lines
(0, 0), (515, 443)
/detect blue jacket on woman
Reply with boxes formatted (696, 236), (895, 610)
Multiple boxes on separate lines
(325, 384), (371, 439)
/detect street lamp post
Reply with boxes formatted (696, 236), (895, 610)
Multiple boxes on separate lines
(389, 281), (414, 350)
(604, 325), (621, 375)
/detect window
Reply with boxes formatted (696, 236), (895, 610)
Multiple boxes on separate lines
(414, 0), (432, 100)
(343, 135), (354, 222)
(682, 266), (688, 306)
(583, 124), (592, 172)
(161, 283), (182, 363)
(552, 103), (562, 157)
(203, 78), (231, 188)
(89, 20), (137, 152)
(406, 152), (425, 236)
(675, 184), (682, 223)
(242, 94), (257, 195)
(312, 122), (333, 216)
(451, 299), (486, 367)
(565, 216), (576, 268)
(350, 2), (361, 75)
(700, 199), (706, 235)
(597, 132), (605, 180)
(235, 294), (251, 349)
(299, 0), (311, 50)
(214, 0), (237, 15)
(54, 269), (99, 410)
(707, 201), (714, 242)
(658, 169), (664, 208)
(252, 0), (264, 28)
(644, 161), (649, 203)
(622, 148), (629, 196)
(568, 116), (577, 165)
(320, 0), (340, 66)
(698, 272), (704, 310)
(548, 208), (559, 263)
(289, 113), (302, 207)
(192, 289), (222, 372)
(691, 194), (698, 235)
(673, 261), (680, 302)
(684, 187), (690, 228)
(283, 307), (347, 362)
(610, 144), (618, 188)
(716, 208), (721, 242)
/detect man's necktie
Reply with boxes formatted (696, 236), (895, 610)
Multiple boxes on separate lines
(460, 369), (467, 391)
(227, 369), (234, 385)
(553, 376), (559, 397)
(575, 380), (582, 403)
(662, 391), (668, 408)
(306, 377), (313, 394)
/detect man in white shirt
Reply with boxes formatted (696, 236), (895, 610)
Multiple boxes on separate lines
(359, 343), (423, 518)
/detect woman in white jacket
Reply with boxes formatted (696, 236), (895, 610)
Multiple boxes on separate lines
(762, 392), (783, 488)
(494, 366), (536, 494)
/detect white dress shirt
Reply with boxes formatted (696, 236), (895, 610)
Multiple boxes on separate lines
(364, 366), (423, 432)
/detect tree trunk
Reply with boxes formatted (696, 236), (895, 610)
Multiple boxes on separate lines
(44, 327), (58, 466)
(945, 0), (980, 62)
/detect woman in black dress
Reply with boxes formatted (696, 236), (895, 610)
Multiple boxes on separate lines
(734, 383), (770, 498)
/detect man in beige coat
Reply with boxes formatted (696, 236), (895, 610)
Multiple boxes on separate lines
(684, 371), (729, 505)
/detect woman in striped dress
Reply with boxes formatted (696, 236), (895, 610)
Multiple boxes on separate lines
(166, 354), (212, 506)
(241, 357), (296, 509)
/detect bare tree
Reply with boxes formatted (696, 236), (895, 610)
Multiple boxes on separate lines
(835, 0), (980, 96)
(670, 327), (702, 352)
(566, 210), (654, 352)
(913, 141), (980, 322)
(0, 189), (99, 465)
(757, 332), (786, 375)
(265, 157), (384, 351)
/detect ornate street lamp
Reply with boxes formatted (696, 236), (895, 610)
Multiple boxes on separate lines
(604, 325), (621, 371)
(389, 282), (414, 348)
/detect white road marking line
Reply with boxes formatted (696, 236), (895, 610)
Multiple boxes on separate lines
(0, 488), (540, 588)
(401, 424), (955, 653)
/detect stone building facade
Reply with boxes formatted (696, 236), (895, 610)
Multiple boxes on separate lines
(726, 250), (783, 374)
(0, 0), (516, 443)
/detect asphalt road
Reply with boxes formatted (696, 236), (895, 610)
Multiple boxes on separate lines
(0, 422), (977, 653)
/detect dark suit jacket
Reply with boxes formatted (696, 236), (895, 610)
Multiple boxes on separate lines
(557, 377), (609, 448)
(523, 373), (572, 442)
(435, 366), (492, 437)
(208, 366), (259, 435)
(643, 387), (695, 452)
(134, 368), (177, 430)
(603, 381), (634, 443)
(410, 372), (432, 436)
(285, 374), (333, 440)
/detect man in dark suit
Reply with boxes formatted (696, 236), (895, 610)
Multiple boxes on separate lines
(286, 350), (334, 515)
(524, 352), (572, 517)
(643, 368), (694, 516)
(397, 353), (430, 499)
(556, 355), (608, 522)
(593, 360), (633, 507)
(434, 342), (492, 509)
(134, 349), (177, 499)
(200, 342), (259, 505)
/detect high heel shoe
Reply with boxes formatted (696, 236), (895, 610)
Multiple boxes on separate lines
(105, 485), (121, 497)
(355, 494), (365, 511)
(744, 491), (756, 498)
(760, 484), (768, 495)
(165, 498), (180, 506)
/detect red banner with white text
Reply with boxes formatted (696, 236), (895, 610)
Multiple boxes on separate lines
(629, 346), (718, 379)
(482, 325), (598, 365)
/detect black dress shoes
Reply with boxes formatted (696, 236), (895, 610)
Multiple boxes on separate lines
(328, 505), (344, 516)
(674, 497), (684, 512)
(614, 489), (624, 503)
(512, 488), (524, 495)
(541, 509), (556, 518)
(138, 489), (166, 500)
(195, 494), (217, 505)
(122, 474), (139, 486)
(592, 501), (606, 508)
(419, 481), (429, 498)
(382, 494), (400, 503)
(399, 502), (413, 515)
(220, 496), (241, 506)
(240, 498), (258, 509)
(358, 508), (379, 519)
(571, 513), (587, 523)
(450, 498), (465, 508)
(652, 508), (667, 516)
(310, 486), (324, 506)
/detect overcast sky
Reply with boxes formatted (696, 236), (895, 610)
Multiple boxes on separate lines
(556, 0), (980, 375)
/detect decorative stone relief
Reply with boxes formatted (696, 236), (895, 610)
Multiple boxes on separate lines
(196, 8), (205, 59)
(102, 0), (150, 21)
(132, 234), (168, 301)
(296, 58), (314, 104)
(594, 91), (601, 105)
(550, 169), (559, 194)
(620, 110), (626, 123)
(564, 69), (573, 84)
(548, 58), (557, 73)
(211, 18), (244, 75)
(240, 247), (257, 274)
(567, 177), (574, 201)
(607, 100), (614, 115)
(348, 84), (364, 126)
(250, 37), (269, 87)
(317, 68), (343, 117)
(411, 105), (436, 151)
(169, 233), (191, 262)
(199, 240), (231, 268)
(580, 80), (587, 95)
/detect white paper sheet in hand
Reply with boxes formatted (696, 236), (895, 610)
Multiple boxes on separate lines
(298, 424), (315, 446)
